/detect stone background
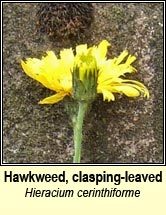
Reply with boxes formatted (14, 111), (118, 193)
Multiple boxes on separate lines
(3, 3), (163, 163)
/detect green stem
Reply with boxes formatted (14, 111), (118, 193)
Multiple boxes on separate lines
(73, 101), (89, 163)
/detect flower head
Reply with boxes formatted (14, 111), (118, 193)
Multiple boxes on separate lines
(21, 40), (149, 104)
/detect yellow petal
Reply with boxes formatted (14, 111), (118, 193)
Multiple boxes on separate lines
(21, 51), (73, 94)
(97, 40), (110, 59)
(125, 55), (136, 65)
(97, 87), (115, 101)
(76, 44), (88, 55)
(21, 59), (42, 79)
(110, 85), (140, 97)
(115, 50), (128, 65)
(39, 92), (69, 104)
(43, 51), (58, 64)
(98, 53), (137, 86)
(60, 48), (74, 69)
(122, 80), (150, 98)
(21, 59), (58, 91)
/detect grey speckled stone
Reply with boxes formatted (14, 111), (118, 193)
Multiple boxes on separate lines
(3, 3), (163, 163)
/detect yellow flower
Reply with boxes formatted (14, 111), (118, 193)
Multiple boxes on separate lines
(21, 40), (149, 104)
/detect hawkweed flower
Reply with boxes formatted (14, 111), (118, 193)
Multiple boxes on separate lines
(21, 40), (149, 163)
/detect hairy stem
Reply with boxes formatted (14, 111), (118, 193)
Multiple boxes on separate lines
(73, 101), (89, 163)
